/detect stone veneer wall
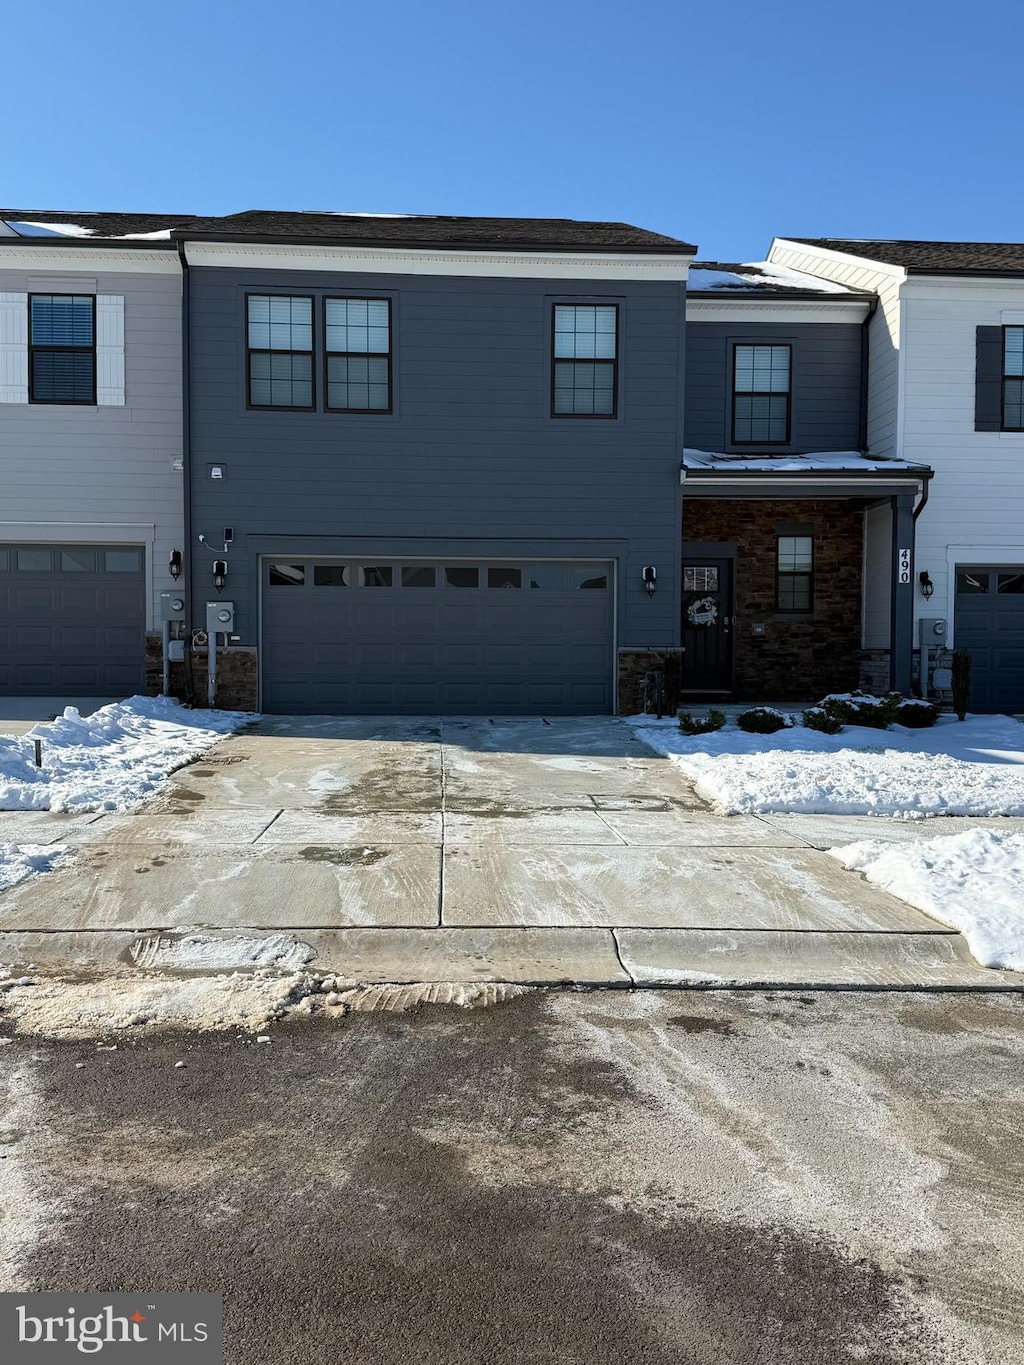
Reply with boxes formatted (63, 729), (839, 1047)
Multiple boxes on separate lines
(145, 633), (259, 713)
(617, 648), (685, 715)
(683, 499), (864, 701)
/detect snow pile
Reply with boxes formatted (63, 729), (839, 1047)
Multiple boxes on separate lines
(830, 831), (1024, 970)
(0, 696), (251, 814)
(630, 713), (1024, 818)
(0, 845), (68, 891)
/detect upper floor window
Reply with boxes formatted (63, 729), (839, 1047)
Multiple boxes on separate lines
(552, 304), (618, 417)
(733, 343), (790, 444)
(1004, 326), (1024, 431)
(325, 298), (391, 412)
(247, 295), (313, 409)
(29, 294), (95, 404)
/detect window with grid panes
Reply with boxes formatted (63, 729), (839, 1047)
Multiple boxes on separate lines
(776, 534), (813, 612)
(247, 296), (314, 408)
(325, 298), (391, 411)
(733, 344), (790, 443)
(29, 295), (96, 404)
(1004, 327), (1024, 430)
(552, 304), (618, 417)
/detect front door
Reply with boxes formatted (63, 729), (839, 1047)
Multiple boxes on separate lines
(681, 558), (733, 692)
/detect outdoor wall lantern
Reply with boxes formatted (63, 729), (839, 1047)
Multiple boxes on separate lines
(919, 571), (935, 599)
(213, 560), (228, 593)
(168, 549), (183, 581)
(643, 566), (658, 597)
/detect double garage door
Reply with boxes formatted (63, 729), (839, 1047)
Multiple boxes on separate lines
(0, 544), (145, 696)
(261, 556), (615, 714)
(955, 565), (1024, 714)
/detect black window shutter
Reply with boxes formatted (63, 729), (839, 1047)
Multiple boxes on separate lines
(975, 325), (1004, 431)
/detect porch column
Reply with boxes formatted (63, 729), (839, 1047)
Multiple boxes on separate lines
(889, 492), (916, 693)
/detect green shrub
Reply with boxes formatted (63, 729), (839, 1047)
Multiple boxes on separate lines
(736, 706), (793, 734)
(951, 650), (972, 722)
(892, 698), (939, 728)
(679, 708), (726, 736)
(802, 706), (845, 735)
(819, 692), (899, 730)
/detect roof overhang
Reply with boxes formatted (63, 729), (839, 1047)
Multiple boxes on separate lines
(680, 465), (932, 500)
(686, 295), (872, 323)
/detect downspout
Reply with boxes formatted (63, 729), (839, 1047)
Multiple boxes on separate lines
(176, 237), (195, 705)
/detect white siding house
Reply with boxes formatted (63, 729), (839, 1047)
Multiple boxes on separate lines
(769, 238), (1024, 711)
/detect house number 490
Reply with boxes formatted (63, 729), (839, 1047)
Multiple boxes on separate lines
(898, 548), (912, 584)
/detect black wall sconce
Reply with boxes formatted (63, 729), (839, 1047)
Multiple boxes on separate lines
(919, 570), (935, 599)
(168, 549), (183, 581)
(642, 566), (657, 598)
(213, 560), (228, 593)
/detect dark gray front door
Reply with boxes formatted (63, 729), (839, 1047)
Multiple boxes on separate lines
(0, 544), (146, 696)
(681, 557), (733, 692)
(261, 557), (615, 714)
(954, 565), (1024, 713)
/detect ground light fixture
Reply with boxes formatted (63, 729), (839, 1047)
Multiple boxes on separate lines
(168, 549), (183, 580)
(213, 560), (228, 593)
(643, 566), (658, 597)
(919, 571), (935, 598)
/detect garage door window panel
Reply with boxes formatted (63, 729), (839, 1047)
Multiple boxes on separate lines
(17, 549), (53, 572)
(402, 566), (437, 588)
(570, 566), (609, 590)
(269, 563), (306, 587)
(487, 567), (522, 589)
(998, 572), (1024, 594)
(361, 566), (393, 587)
(444, 566), (479, 588)
(313, 565), (350, 587)
(247, 296), (314, 410)
(956, 570), (990, 594)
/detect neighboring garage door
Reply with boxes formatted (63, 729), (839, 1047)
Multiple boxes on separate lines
(954, 565), (1024, 713)
(0, 544), (146, 696)
(261, 557), (615, 714)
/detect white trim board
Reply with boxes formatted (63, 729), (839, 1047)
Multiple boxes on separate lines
(0, 247), (179, 274)
(184, 240), (693, 281)
(686, 298), (871, 323)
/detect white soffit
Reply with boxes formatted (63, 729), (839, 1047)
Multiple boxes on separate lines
(183, 240), (693, 281)
(0, 246), (179, 274)
(686, 296), (871, 323)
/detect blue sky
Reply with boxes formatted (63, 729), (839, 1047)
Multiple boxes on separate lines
(6, 0), (1021, 260)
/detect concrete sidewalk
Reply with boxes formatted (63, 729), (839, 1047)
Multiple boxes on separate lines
(2, 715), (1023, 989)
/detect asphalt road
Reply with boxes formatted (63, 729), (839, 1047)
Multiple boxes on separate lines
(1, 989), (1022, 1364)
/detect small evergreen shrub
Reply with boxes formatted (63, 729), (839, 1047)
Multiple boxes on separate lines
(802, 706), (845, 735)
(892, 698), (939, 728)
(951, 650), (972, 722)
(678, 708), (727, 736)
(736, 706), (794, 734)
(818, 692), (899, 730)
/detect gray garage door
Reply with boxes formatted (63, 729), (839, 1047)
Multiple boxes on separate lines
(0, 544), (146, 696)
(954, 565), (1024, 713)
(261, 557), (615, 714)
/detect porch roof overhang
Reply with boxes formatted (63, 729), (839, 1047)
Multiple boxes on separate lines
(680, 449), (933, 500)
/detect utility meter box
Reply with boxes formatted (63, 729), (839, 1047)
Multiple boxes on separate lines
(160, 591), (187, 622)
(206, 601), (235, 637)
(919, 617), (947, 645)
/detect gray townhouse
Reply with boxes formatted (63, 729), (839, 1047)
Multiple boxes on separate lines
(0, 212), (184, 697)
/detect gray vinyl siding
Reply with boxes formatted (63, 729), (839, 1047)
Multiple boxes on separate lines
(684, 321), (864, 452)
(187, 267), (686, 655)
(0, 266), (183, 627)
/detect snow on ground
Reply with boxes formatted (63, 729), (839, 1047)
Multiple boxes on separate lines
(0, 845), (67, 891)
(630, 713), (1024, 818)
(0, 696), (251, 890)
(0, 696), (250, 814)
(831, 831), (1024, 971)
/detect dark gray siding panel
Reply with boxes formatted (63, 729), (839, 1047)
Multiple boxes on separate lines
(187, 268), (686, 678)
(684, 321), (864, 452)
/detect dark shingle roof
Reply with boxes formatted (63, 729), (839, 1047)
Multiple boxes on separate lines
(788, 238), (1024, 276)
(2, 209), (695, 253)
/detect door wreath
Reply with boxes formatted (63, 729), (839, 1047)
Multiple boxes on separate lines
(686, 595), (719, 628)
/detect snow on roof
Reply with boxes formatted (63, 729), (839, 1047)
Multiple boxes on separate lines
(4, 220), (94, 238)
(111, 228), (175, 240)
(688, 260), (858, 295)
(682, 449), (926, 473)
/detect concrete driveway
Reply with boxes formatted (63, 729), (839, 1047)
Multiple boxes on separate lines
(1, 716), (1021, 988)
